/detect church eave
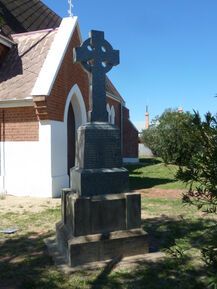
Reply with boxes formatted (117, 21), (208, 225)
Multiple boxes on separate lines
(106, 92), (125, 106)
(0, 97), (33, 108)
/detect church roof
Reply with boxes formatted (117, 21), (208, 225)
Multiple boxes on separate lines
(0, 28), (57, 100)
(0, 0), (61, 36)
(0, 1), (124, 104)
(0, 24), (123, 104)
(106, 77), (124, 104)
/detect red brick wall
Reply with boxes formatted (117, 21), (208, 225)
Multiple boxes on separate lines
(0, 107), (39, 141)
(123, 107), (138, 158)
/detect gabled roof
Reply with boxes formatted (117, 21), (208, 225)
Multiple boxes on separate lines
(0, 15), (124, 105)
(106, 77), (125, 104)
(0, 1), (124, 105)
(0, 0), (61, 36)
(0, 28), (57, 100)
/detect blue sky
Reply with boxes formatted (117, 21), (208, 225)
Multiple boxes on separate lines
(43, 0), (217, 130)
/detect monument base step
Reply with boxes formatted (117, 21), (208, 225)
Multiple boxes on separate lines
(56, 222), (148, 267)
(70, 167), (129, 196)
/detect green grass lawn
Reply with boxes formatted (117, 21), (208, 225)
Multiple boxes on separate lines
(127, 158), (187, 190)
(0, 159), (216, 289)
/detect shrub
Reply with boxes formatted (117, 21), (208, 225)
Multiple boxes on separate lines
(142, 109), (197, 165)
(177, 111), (217, 213)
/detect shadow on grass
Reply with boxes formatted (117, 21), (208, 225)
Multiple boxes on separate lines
(139, 158), (162, 165)
(90, 256), (123, 289)
(126, 158), (163, 173)
(88, 254), (207, 289)
(88, 216), (217, 289)
(90, 257), (208, 289)
(129, 176), (176, 190)
(1, 215), (217, 289)
(142, 215), (217, 251)
(0, 231), (68, 289)
(126, 158), (177, 190)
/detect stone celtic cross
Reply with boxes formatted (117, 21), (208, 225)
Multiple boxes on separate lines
(74, 30), (119, 122)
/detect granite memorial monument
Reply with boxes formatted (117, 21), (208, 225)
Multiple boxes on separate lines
(56, 30), (148, 267)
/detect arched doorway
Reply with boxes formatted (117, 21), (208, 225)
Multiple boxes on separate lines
(67, 103), (75, 175)
(64, 84), (87, 176)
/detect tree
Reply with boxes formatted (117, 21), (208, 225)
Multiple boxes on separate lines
(176, 111), (217, 277)
(142, 108), (197, 166)
(177, 111), (217, 213)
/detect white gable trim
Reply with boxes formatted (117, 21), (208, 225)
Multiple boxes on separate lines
(31, 17), (78, 96)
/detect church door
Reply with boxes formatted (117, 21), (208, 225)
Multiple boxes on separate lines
(67, 103), (76, 175)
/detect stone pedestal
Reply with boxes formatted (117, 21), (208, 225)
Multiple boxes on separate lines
(56, 191), (148, 266)
(70, 123), (129, 197)
(56, 122), (148, 266)
(70, 168), (128, 197)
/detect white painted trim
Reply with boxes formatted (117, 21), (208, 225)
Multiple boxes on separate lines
(75, 22), (83, 43)
(31, 17), (78, 96)
(107, 104), (116, 124)
(64, 84), (87, 124)
(0, 98), (33, 108)
(123, 158), (139, 164)
(49, 120), (69, 197)
(110, 105), (115, 124)
(106, 103), (111, 123)
(106, 92), (125, 106)
(50, 84), (87, 197)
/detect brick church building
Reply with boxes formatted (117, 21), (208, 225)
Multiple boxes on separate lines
(0, 0), (138, 197)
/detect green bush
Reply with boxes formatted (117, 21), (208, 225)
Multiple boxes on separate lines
(177, 111), (217, 212)
(142, 109), (197, 166)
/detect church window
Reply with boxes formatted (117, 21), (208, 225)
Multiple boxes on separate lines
(106, 104), (115, 124)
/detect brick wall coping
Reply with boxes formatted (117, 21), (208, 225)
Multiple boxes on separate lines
(0, 98), (33, 108)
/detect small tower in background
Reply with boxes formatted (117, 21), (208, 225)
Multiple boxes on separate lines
(145, 105), (149, 129)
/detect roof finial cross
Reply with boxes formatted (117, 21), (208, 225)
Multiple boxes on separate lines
(68, 0), (73, 17)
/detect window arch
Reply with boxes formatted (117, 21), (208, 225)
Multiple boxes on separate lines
(106, 103), (115, 124)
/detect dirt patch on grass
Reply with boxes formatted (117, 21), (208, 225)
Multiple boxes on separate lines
(0, 195), (60, 214)
(136, 188), (187, 199)
(0, 189), (186, 215)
